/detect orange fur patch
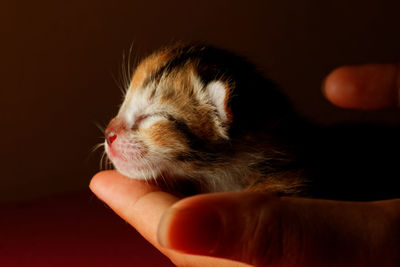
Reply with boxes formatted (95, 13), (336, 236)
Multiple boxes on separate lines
(143, 121), (187, 151)
(126, 49), (173, 102)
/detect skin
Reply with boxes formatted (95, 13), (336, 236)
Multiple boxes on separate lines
(90, 63), (400, 267)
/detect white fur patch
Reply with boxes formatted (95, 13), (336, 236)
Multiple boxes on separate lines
(206, 81), (228, 123)
(119, 83), (157, 127)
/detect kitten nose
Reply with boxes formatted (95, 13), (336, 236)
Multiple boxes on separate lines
(105, 117), (125, 145)
(106, 132), (117, 145)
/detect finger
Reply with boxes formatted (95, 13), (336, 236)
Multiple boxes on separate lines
(323, 63), (400, 110)
(158, 192), (400, 266)
(90, 171), (249, 267)
(89, 170), (178, 245)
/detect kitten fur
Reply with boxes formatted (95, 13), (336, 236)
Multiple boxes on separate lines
(105, 44), (306, 196)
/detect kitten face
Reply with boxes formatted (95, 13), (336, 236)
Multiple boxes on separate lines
(105, 47), (231, 181)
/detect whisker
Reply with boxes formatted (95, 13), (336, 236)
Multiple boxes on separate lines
(90, 142), (105, 154)
(143, 158), (158, 184)
(127, 42), (135, 88)
(99, 151), (106, 170)
(122, 50), (129, 91)
(93, 121), (106, 134)
(158, 171), (168, 189)
(139, 168), (149, 185)
(111, 71), (127, 96)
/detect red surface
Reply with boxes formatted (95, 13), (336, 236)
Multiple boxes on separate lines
(0, 190), (174, 267)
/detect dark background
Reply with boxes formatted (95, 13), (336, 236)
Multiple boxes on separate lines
(2, 0), (400, 203)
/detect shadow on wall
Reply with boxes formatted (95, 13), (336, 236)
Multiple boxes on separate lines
(1, 0), (400, 202)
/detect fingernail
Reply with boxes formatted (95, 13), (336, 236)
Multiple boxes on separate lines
(157, 207), (223, 254)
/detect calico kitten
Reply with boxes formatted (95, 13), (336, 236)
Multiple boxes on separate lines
(104, 44), (400, 200)
(104, 44), (305, 195)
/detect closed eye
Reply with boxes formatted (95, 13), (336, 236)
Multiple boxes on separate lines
(135, 115), (148, 125)
(131, 115), (148, 130)
(131, 112), (171, 130)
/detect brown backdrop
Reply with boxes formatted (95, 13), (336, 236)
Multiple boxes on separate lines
(1, 0), (400, 202)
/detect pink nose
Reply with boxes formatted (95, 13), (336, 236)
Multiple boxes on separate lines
(105, 117), (125, 145)
(106, 132), (117, 145)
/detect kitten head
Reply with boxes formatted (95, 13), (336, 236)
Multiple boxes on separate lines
(104, 45), (293, 188)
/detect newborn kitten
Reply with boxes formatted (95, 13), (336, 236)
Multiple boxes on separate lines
(104, 44), (400, 199)
(105, 44), (304, 195)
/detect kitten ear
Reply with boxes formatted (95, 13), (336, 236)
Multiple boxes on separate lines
(206, 81), (232, 124)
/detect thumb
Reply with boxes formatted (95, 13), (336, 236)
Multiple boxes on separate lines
(158, 192), (285, 266)
(157, 192), (399, 266)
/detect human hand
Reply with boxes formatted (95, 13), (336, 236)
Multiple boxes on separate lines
(90, 63), (400, 266)
(90, 171), (400, 266)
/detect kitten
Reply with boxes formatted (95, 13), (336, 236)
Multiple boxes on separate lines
(104, 44), (400, 199)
